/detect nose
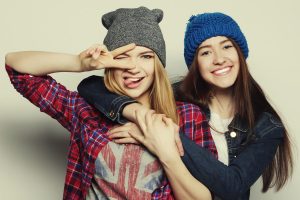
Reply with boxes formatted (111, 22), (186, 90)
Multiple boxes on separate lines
(213, 50), (226, 65)
(126, 62), (141, 74)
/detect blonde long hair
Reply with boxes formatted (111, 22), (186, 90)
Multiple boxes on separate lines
(104, 54), (179, 124)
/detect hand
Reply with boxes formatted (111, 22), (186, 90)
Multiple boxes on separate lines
(122, 104), (184, 156)
(129, 110), (184, 162)
(107, 122), (141, 144)
(79, 43), (136, 71)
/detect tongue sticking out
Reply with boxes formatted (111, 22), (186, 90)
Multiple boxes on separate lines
(124, 77), (143, 89)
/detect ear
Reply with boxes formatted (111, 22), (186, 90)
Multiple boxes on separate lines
(102, 10), (116, 29)
(151, 9), (163, 23)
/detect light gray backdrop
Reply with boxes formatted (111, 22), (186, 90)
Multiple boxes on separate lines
(0, 0), (299, 199)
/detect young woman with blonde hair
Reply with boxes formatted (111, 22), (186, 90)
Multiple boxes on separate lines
(5, 7), (217, 200)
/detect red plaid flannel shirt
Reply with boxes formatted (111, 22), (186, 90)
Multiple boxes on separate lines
(6, 65), (217, 200)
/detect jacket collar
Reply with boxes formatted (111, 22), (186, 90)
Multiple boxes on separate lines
(203, 106), (249, 133)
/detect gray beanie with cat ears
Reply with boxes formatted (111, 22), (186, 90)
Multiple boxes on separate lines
(102, 6), (166, 67)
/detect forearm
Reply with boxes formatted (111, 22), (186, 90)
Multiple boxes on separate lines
(5, 51), (81, 75)
(180, 133), (282, 199)
(161, 155), (212, 200)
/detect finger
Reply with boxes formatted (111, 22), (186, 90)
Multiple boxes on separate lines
(124, 122), (132, 126)
(135, 110), (147, 134)
(87, 47), (96, 55)
(162, 116), (172, 125)
(85, 46), (95, 55)
(86, 44), (100, 55)
(145, 110), (156, 126)
(162, 117), (184, 156)
(90, 58), (99, 68)
(108, 131), (130, 139)
(92, 50), (100, 60)
(154, 113), (164, 123)
(108, 124), (130, 134)
(97, 44), (108, 52)
(128, 128), (145, 144)
(114, 138), (140, 144)
(109, 60), (135, 70)
(87, 44), (107, 55)
(111, 43), (136, 57)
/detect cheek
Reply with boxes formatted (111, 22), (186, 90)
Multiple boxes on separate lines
(144, 67), (155, 87)
(236, 61), (240, 72)
(146, 67), (155, 77)
(197, 55), (211, 68)
(231, 49), (239, 63)
(197, 60), (210, 75)
(232, 53), (240, 72)
(113, 71), (123, 85)
(145, 70), (155, 85)
(143, 62), (155, 76)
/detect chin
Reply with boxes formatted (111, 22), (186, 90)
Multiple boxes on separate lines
(214, 81), (235, 89)
(125, 91), (143, 99)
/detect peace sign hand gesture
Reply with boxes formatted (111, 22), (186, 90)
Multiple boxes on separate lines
(79, 43), (136, 71)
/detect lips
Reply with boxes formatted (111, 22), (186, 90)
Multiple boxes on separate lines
(123, 77), (144, 88)
(212, 66), (232, 76)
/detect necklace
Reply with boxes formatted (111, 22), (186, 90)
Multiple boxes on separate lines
(209, 122), (226, 134)
(209, 112), (233, 134)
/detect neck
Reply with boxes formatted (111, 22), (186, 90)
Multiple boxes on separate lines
(136, 92), (151, 109)
(209, 87), (234, 119)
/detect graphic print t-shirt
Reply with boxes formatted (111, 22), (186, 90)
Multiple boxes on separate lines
(86, 141), (163, 200)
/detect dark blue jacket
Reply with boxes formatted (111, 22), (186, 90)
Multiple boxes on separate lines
(77, 76), (283, 200)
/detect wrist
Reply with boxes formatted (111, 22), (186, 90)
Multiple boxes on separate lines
(159, 153), (181, 169)
(77, 54), (88, 72)
(122, 102), (145, 123)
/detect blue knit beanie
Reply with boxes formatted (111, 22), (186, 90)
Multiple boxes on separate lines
(184, 12), (249, 68)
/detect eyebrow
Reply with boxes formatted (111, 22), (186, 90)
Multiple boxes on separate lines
(198, 39), (231, 50)
(139, 50), (154, 55)
(117, 50), (154, 57)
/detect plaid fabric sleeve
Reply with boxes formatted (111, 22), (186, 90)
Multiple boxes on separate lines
(151, 178), (174, 200)
(6, 64), (77, 132)
(177, 102), (217, 156)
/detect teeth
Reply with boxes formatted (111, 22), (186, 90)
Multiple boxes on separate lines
(126, 77), (141, 82)
(214, 67), (230, 75)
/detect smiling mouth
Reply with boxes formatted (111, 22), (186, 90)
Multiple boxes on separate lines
(212, 66), (232, 76)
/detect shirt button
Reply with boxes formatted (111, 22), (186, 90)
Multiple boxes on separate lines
(230, 131), (237, 138)
(109, 111), (115, 117)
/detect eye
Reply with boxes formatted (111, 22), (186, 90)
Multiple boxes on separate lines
(223, 43), (234, 49)
(200, 51), (210, 56)
(141, 54), (154, 59)
(115, 55), (128, 60)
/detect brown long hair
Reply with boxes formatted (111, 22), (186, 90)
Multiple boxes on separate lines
(179, 39), (293, 192)
(104, 54), (179, 124)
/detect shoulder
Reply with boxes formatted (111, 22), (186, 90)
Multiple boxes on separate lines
(78, 75), (103, 90)
(254, 112), (284, 139)
(176, 101), (204, 112)
(256, 112), (283, 128)
(81, 75), (103, 84)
